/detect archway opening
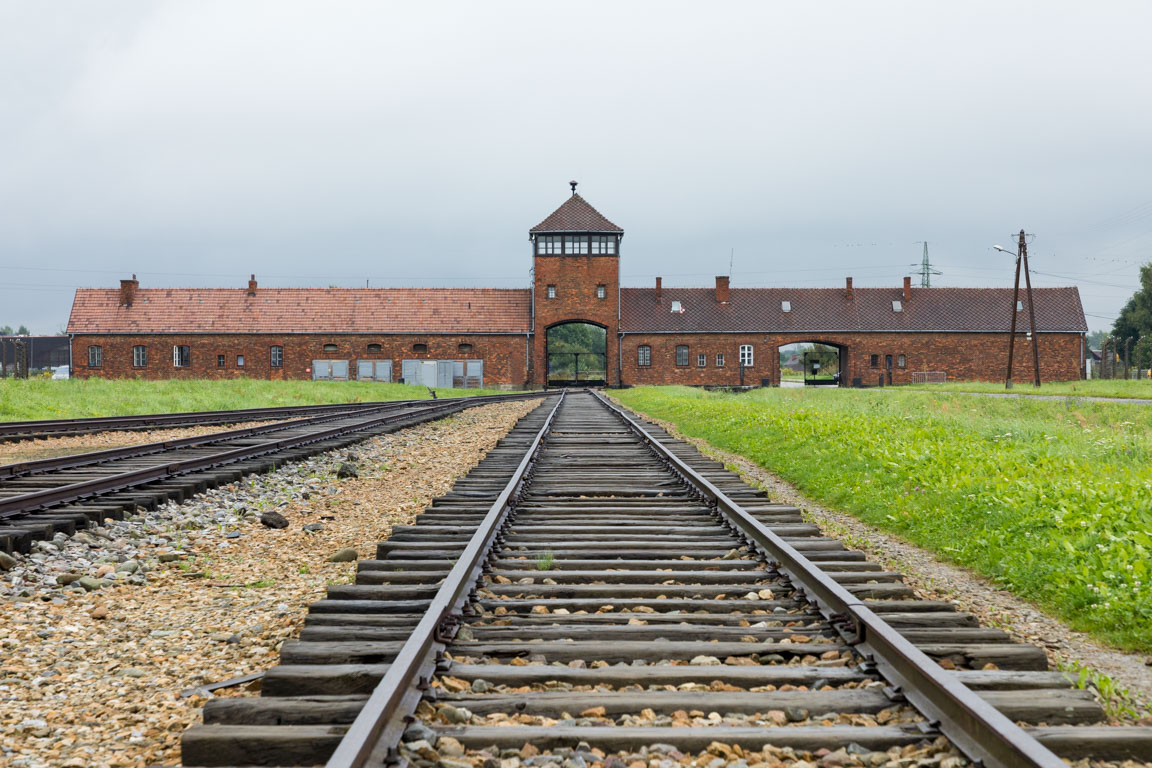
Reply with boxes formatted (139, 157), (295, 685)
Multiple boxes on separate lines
(546, 322), (607, 387)
(778, 342), (844, 387)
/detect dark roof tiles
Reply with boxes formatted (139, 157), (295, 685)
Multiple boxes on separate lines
(530, 194), (623, 233)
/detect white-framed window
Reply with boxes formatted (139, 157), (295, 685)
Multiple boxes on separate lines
(173, 345), (191, 367)
(781, 301), (791, 312)
(739, 344), (753, 367)
(132, 345), (146, 367)
(591, 235), (616, 254)
(670, 300), (683, 313)
(88, 345), (102, 367)
(675, 345), (689, 366)
(237, 355), (245, 367)
(270, 346), (283, 367)
(892, 300), (903, 312)
(547, 285), (556, 299)
(537, 235), (562, 254)
(715, 353), (725, 367)
(564, 235), (588, 254)
(596, 284), (606, 300)
(697, 353), (706, 367)
(637, 345), (651, 367)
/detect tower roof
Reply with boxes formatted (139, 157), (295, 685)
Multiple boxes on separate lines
(530, 193), (623, 234)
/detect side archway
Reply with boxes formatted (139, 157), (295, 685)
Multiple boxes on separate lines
(777, 340), (848, 387)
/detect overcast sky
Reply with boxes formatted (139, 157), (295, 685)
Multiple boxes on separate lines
(2, 1), (1149, 334)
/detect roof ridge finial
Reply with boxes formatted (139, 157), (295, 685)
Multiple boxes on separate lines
(570, 179), (578, 196)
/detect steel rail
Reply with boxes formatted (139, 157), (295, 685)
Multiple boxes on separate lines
(0, 401), (390, 440)
(0, 393), (543, 520)
(592, 389), (1065, 768)
(1, 391), (540, 479)
(324, 391), (566, 768)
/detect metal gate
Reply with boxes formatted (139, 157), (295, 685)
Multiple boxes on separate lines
(357, 359), (393, 382)
(312, 360), (349, 381)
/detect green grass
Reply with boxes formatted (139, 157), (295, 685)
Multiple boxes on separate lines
(0, 379), (520, 421)
(615, 385), (1152, 652)
(904, 378), (1152, 399)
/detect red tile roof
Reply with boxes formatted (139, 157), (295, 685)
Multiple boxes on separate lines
(621, 287), (1087, 334)
(67, 288), (532, 335)
(530, 194), (623, 233)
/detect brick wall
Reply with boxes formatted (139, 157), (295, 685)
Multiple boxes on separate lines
(531, 253), (620, 387)
(70, 333), (531, 386)
(620, 331), (1084, 387)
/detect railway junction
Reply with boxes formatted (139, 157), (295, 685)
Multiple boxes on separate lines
(1, 391), (1150, 767)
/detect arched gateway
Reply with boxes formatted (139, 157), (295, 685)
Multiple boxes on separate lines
(546, 321), (607, 386)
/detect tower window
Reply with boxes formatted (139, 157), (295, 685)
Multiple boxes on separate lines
(675, 345), (689, 366)
(637, 345), (651, 366)
(591, 235), (616, 254)
(564, 235), (588, 254)
(596, 284), (606, 300)
(537, 236), (562, 254)
(547, 285), (556, 299)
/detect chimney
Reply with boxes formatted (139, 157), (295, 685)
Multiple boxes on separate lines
(845, 277), (854, 301)
(903, 276), (911, 302)
(715, 275), (730, 304)
(247, 274), (257, 297)
(655, 276), (663, 303)
(119, 274), (139, 307)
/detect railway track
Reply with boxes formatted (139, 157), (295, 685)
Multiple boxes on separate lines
(0, 392), (543, 554)
(182, 390), (1152, 767)
(0, 400), (422, 442)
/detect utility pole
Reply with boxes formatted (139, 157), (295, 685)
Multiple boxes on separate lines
(1004, 230), (1041, 389)
(1021, 233), (1041, 388)
(913, 241), (942, 288)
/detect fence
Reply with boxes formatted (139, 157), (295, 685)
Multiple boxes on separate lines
(910, 371), (947, 384)
(1097, 336), (1152, 380)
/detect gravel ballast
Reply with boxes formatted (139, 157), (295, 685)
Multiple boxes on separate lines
(0, 399), (540, 768)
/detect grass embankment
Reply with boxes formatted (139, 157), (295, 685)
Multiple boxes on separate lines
(0, 379), (515, 422)
(906, 379), (1152, 399)
(614, 386), (1152, 652)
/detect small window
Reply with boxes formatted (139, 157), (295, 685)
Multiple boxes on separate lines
(367, 343), (381, 354)
(458, 343), (473, 353)
(870, 354), (879, 367)
(898, 354), (906, 368)
(132, 345), (146, 367)
(739, 345), (753, 367)
(675, 345), (689, 366)
(1016, 300), (1023, 311)
(270, 346), (283, 367)
(670, 300), (682, 313)
(88, 345), (102, 367)
(217, 354), (225, 367)
(892, 300), (903, 312)
(781, 301), (791, 312)
(237, 355), (245, 367)
(697, 354), (706, 367)
(537, 235), (562, 254)
(715, 353), (725, 367)
(564, 235), (588, 254)
(412, 343), (428, 353)
(547, 285), (556, 299)
(637, 345), (651, 367)
(173, 345), (191, 368)
(596, 284), (606, 300)
(591, 235), (617, 254)
(323, 343), (338, 353)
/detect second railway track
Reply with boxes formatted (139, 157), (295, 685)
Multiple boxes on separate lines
(182, 390), (1152, 768)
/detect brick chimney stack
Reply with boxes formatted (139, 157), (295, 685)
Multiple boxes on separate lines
(845, 277), (854, 301)
(655, 276), (663, 303)
(119, 274), (138, 307)
(715, 276), (730, 304)
(903, 276), (911, 302)
(247, 274), (258, 297)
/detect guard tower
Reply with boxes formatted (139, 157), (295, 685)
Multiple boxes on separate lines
(529, 182), (623, 388)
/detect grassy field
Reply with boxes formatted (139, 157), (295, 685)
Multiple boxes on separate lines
(905, 379), (1152, 399)
(615, 385), (1152, 652)
(0, 378), (518, 422)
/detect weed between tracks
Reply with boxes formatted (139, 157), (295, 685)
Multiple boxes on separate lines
(614, 386), (1152, 653)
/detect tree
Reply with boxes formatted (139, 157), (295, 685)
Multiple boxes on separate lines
(1086, 330), (1108, 349)
(0, 326), (11, 335)
(16, 325), (29, 335)
(1112, 263), (1152, 344)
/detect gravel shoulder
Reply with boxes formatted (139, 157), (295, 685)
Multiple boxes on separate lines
(0, 399), (540, 768)
(616, 404), (1152, 718)
(0, 422), (277, 465)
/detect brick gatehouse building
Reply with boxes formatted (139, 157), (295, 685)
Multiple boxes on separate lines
(67, 187), (1087, 388)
